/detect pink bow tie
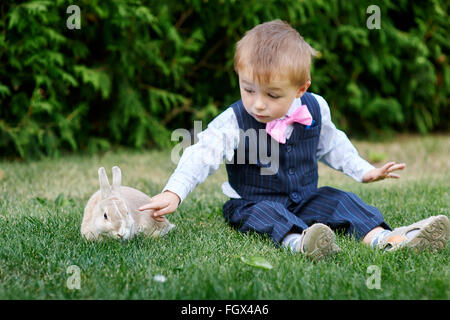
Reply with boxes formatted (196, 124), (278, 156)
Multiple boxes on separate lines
(266, 104), (313, 144)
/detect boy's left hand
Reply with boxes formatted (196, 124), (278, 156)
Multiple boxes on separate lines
(362, 161), (406, 183)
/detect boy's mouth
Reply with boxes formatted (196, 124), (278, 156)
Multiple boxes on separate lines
(253, 113), (270, 121)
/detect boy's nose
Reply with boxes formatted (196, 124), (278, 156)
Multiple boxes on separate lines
(253, 97), (265, 111)
(254, 105), (265, 112)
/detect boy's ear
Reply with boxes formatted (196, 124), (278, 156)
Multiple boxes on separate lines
(296, 80), (311, 98)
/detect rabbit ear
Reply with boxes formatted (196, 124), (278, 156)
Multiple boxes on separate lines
(112, 166), (122, 192)
(98, 167), (111, 199)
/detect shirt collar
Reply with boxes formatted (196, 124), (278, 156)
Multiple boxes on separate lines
(282, 97), (302, 119)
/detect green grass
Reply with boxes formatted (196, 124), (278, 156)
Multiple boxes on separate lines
(0, 134), (449, 299)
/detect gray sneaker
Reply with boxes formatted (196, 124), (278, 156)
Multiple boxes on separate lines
(296, 223), (341, 261)
(378, 215), (450, 253)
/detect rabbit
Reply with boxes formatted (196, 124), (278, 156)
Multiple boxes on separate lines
(81, 166), (175, 240)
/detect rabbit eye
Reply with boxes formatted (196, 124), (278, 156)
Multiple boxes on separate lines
(104, 212), (108, 220)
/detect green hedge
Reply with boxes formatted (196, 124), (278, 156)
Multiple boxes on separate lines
(1, 0), (449, 159)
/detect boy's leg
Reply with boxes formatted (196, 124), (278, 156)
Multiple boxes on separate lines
(223, 198), (309, 244)
(288, 186), (391, 241)
(362, 226), (386, 245)
(283, 223), (341, 261)
(222, 198), (339, 260)
(289, 186), (449, 253)
(365, 215), (450, 252)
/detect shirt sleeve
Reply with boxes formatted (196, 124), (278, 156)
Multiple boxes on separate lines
(313, 93), (375, 182)
(162, 107), (240, 203)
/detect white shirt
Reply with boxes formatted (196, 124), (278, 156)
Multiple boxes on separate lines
(163, 93), (375, 203)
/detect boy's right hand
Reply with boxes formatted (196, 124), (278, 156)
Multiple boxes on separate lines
(138, 190), (181, 222)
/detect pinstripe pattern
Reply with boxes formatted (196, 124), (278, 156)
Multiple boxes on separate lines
(223, 92), (390, 243)
(226, 92), (321, 204)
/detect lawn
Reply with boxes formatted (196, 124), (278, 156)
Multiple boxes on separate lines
(0, 134), (448, 299)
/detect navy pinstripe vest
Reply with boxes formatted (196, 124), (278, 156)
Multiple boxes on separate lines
(225, 92), (322, 204)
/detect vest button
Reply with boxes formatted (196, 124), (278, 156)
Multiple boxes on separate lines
(291, 192), (298, 199)
(286, 145), (292, 152)
(288, 168), (295, 175)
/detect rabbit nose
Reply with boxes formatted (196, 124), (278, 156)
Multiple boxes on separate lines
(117, 233), (124, 238)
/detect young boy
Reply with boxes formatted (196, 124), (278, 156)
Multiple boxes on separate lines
(138, 20), (449, 260)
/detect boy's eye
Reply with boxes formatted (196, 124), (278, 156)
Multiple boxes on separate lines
(268, 93), (279, 99)
(244, 88), (254, 93)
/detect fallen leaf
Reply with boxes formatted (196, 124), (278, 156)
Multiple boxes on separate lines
(240, 256), (273, 270)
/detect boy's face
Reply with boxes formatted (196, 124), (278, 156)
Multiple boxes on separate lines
(238, 71), (310, 123)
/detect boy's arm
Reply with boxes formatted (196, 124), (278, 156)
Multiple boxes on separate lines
(162, 107), (239, 202)
(138, 108), (239, 220)
(314, 93), (405, 182)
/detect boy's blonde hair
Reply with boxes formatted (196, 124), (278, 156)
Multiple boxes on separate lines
(234, 19), (317, 87)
